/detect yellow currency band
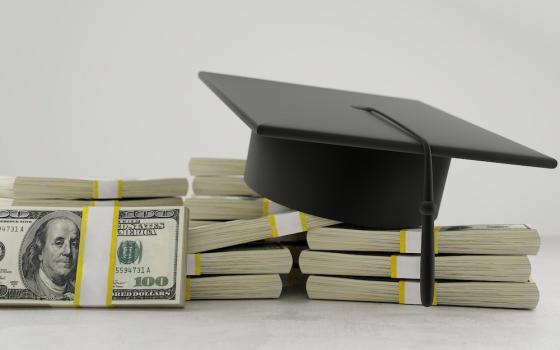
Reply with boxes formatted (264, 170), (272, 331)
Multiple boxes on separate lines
(92, 180), (123, 199)
(73, 206), (90, 307)
(262, 198), (269, 215)
(299, 212), (308, 232)
(92, 180), (99, 199)
(397, 281), (438, 305)
(117, 180), (123, 198)
(185, 278), (191, 301)
(195, 253), (201, 276)
(390, 255), (397, 279)
(268, 215), (279, 238)
(398, 281), (405, 304)
(105, 205), (120, 307)
(399, 229), (406, 253)
(398, 226), (441, 253)
(88, 200), (120, 207)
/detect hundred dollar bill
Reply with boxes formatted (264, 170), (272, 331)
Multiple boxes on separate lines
(0, 205), (187, 307)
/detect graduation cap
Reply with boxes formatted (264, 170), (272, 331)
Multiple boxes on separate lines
(199, 71), (557, 307)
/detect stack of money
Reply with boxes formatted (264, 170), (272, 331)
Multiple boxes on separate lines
(190, 157), (254, 197)
(188, 158), (291, 221)
(0, 177), (188, 203)
(185, 158), (337, 300)
(0, 176), (189, 307)
(302, 225), (540, 309)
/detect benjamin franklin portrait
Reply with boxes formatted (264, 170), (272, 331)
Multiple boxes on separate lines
(20, 211), (81, 300)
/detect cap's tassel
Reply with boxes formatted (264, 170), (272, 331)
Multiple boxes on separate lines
(419, 201), (435, 216)
(355, 105), (436, 307)
(420, 204), (436, 307)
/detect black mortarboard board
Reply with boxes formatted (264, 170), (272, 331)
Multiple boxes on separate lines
(199, 71), (557, 306)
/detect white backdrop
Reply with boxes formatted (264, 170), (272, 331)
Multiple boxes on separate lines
(1, 0), (559, 235)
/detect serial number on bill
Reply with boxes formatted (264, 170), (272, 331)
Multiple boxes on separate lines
(115, 266), (151, 274)
(0, 225), (24, 232)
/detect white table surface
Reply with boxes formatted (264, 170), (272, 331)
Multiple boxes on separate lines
(1, 235), (559, 350)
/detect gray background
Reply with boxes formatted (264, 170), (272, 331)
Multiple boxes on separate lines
(1, 0), (558, 236)
(2, 0), (559, 237)
(1, 1), (560, 349)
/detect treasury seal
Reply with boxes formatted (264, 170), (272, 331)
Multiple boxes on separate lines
(118, 240), (142, 265)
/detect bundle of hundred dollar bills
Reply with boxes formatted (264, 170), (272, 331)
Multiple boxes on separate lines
(185, 158), (335, 300)
(0, 176), (189, 307)
(303, 224), (540, 309)
(186, 158), (541, 309)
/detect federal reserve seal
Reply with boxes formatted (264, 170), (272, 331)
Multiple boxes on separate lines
(117, 240), (142, 264)
(0, 242), (5, 262)
(0, 285), (7, 298)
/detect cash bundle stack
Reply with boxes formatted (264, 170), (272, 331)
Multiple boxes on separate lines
(301, 225), (540, 309)
(185, 158), (336, 300)
(0, 176), (189, 307)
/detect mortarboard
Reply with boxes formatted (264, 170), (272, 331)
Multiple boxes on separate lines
(199, 71), (557, 307)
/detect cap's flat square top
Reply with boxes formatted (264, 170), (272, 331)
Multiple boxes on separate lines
(200, 72), (556, 168)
